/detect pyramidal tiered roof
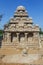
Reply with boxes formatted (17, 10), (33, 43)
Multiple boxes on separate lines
(4, 6), (39, 32)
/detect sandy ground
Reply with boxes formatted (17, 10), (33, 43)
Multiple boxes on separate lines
(2, 54), (40, 63)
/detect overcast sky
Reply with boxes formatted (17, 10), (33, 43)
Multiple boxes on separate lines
(0, 0), (43, 30)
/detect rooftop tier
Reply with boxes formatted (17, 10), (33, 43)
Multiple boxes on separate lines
(9, 17), (33, 24)
(4, 23), (40, 32)
(14, 6), (28, 17)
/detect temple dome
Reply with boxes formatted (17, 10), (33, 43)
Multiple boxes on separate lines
(17, 6), (25, 11)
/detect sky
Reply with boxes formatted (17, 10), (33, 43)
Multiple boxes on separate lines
(0, 0), (43, 30)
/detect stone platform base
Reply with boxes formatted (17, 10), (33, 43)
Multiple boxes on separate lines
(0, 63), (43, 65)
(2, 54), (40, 63)
(0, 54), (43, 65)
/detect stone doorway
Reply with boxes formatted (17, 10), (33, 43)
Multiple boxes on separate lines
(27, 32), (33, 43)
(11, 32), (17, 42)
(19, 33), (25, 44)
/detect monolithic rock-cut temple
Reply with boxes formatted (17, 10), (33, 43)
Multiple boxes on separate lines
(0, 6), (43, 65)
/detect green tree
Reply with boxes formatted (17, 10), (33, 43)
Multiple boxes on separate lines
(39, 28), (43, 34)
(0, 30), (3, 36)
(0, 14), (3, 36)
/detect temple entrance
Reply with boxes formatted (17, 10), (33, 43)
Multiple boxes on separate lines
(19, 33), (25, 45)
(11, 32), (17, 42)
(27, 33), (33, 43)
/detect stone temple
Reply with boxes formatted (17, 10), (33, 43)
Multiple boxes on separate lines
(2, 6), (41, 48)
(0, 6), (43, 65)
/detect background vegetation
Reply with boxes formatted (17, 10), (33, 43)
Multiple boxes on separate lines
(39, 28), (43, 35)
(0, 30), (3, 36)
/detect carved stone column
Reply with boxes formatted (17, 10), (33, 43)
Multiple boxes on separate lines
(9, 33), (11, 42)
(33, 32), (39, 37)
(7, 32), (11, 43)
(4, 32), (7, 41)
(25, 33), (28, 44)
(17, 33), (19, 43)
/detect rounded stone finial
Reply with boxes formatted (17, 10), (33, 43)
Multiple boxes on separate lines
(17, 6), (25, 11)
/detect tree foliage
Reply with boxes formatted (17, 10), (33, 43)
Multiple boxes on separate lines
(39, 28), (43, 34)
(0, 14), (3, 36)
(0, 30), (3, 36)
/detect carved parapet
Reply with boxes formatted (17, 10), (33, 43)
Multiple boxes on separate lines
(14, 12), (28, 17)
(33, 25), (40, 32)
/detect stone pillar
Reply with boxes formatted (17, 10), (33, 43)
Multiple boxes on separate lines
(9, 33), (11, 42)
(33, 32), (39, 37)
(25, 33), (28, 44)
(4, 32), (7, 41)
(33, 32), (40, 48)
(7, 32), (11, 43)
(17, 33), (19, 43)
